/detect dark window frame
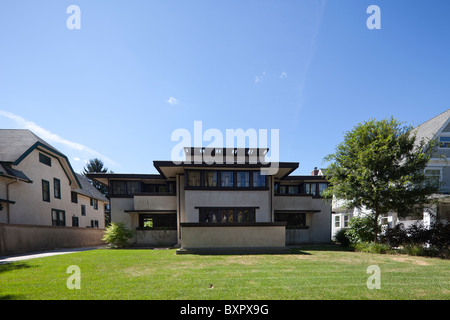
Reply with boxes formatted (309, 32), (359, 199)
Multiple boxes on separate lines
(198, 207), (256, 224)
(53, 178), (61, 199)
(71, 191), (78, 203)
(39, 153), (51, 166)
(42, 179), (50, 202)
(72, 216), (79, 227)
(138, 213), (177, 230)
(81, 204), (86, 216)
(51, 209), (66, 226)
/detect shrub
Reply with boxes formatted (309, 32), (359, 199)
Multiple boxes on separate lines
(102, 222), (134, 248)
(381, 223), (409, 247)
(334, 228), (351, 247)
(352, 241), (393, 254)
(345, 215), (378, 244)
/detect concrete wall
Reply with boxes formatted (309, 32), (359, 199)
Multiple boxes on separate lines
(135, 230), (177, 247)
(183, 189), (271, 223)
(0, 223), (105, 256)
(180, 224), (286, 248)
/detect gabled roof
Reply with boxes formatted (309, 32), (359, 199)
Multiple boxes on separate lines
(74, 173), (108, 202)
(0, 129), (81, 189)
(412, 109), (450, 145)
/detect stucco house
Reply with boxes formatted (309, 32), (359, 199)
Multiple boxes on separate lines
(0, 129), (108, 229)
(331, 110), (450, 238)
(88, 147), (332, 253)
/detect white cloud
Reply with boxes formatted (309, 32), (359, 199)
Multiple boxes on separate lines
(0, 110), (117, 168)
(254, 72), (266, 84)
(167, 97), (178, 105)
(280, 72), (287, 79)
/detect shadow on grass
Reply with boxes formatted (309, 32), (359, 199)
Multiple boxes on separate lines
(291, 244), (354, 252)
(0, 262), (33, 274)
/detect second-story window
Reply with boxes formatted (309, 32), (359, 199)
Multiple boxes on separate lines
(42, 180), (50, 202)
(54, 178), (61, 199)
(187, 171), (201, 187)
(220, 171), (234, 187)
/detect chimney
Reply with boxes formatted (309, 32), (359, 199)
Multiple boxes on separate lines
(311, 167), (319, 176)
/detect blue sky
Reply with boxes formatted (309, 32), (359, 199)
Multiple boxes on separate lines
(1, 0), (450, 175)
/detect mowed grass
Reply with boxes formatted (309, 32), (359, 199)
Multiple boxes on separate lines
(0, 246), (449, 300)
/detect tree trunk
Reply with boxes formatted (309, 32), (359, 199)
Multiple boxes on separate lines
(373, 210), (379, 244)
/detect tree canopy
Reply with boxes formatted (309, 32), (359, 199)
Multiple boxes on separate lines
(322, 117), (440, 242)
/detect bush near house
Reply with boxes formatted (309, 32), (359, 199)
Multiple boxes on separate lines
(102, 222), (134, 248)
(381, 220), (450, 258)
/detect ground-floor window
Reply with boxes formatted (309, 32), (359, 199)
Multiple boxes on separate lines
(199, 208), (256, 224)
(72, 216), (79, 227)
(275, 212), (307, 229)
(138, 213), (177, 230)
(51, 209), (65, 226)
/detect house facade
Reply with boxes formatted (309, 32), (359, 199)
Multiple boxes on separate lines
(0, 129), (108, 229)
(88, 147), (332, 252)
(331, 110), (450, 239)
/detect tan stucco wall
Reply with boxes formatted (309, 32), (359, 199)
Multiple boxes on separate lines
(274, 196), (332, 244)
(183, 189), (272, 223)
(134, 195), (176, 211)
(110, 197), (134, 229)
(180, 225), (286, 248)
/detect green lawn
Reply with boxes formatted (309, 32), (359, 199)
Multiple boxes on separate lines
(1, 246), (449, 300)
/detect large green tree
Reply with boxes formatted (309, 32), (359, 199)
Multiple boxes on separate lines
(323, 118), (439, 243)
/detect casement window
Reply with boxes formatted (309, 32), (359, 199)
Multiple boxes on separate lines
(51, 209), (65, 226)
(187, 170), (201, 187)
(252, 171), (266, 187)
(71, 191), (78, 203)
(127, 181), (140, 195)
(39, 153), (51, 166)
(199, 208), (256, 224)
(138, 213), (177, 230)
(91, 220), (99, 228)
(236, 171), (250, 187)
(343, 214), (349, 228)
(203, 171), (218, 187)
(53, 178), (61, 199)
(111, 181), (127, 195)
(42, 180), (50, 202)
(185, 170), (268, 190)
(93, 198), (98, 210)
(318, 183), (328, 196)
(110, 180), (142, 195)
(305, 183), (317, 196)
(275, 213), (307, 229)
(288, 185), (298, 194)
(81, 204), (86, 216)
(220, 171), (234, 187)
(334, 215), (341, 228)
